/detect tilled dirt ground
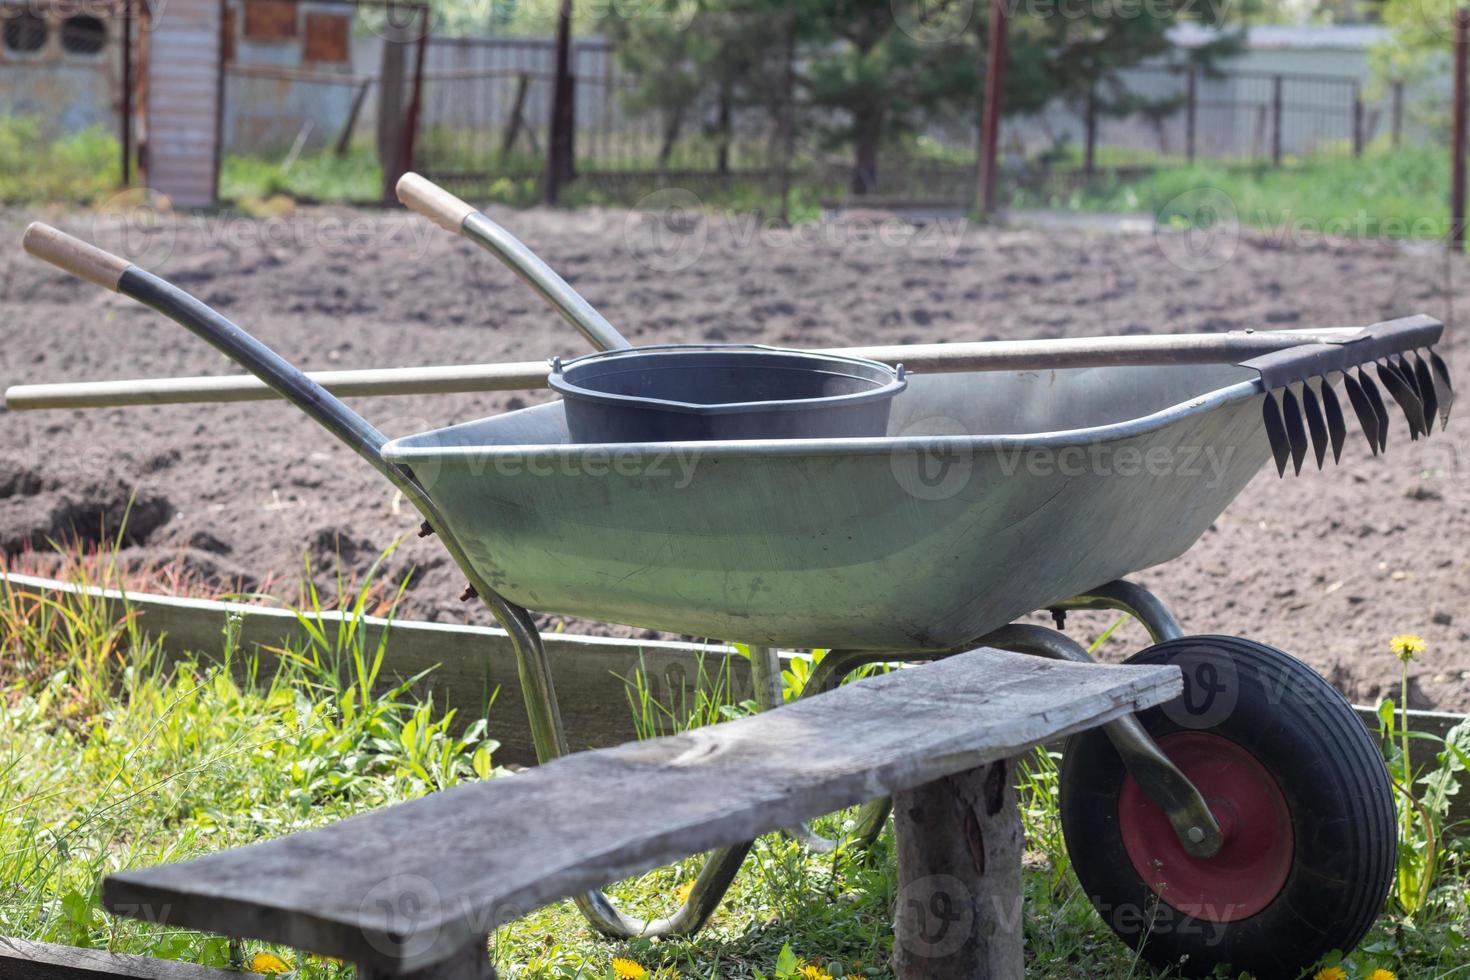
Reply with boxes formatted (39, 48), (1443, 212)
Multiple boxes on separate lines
(1, 204), (1466, 709)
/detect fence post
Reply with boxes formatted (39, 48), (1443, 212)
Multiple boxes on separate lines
(977, 0), (1009, 217)
(1185, 66), (1197, 163)
(1084, 86), (1097, 176)
(545, 0), (575, 205)
(394, 6), (430, 189)
(778, 10), (797, 224)
(1271, 74), (1283, 165)
(1453, 9), (1468, 251)
(1392, 79), (1404, 148)
(1352, 82), (1364, 157)
(121, 0), (133, 185)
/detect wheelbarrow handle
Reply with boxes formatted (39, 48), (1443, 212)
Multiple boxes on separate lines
(395, 172), (633, 353)
(23, 222), (397, 484)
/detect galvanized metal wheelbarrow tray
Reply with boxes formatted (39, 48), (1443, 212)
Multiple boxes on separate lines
(17, 223), (1454, 942)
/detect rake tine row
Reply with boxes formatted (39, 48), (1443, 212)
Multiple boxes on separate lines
(1260, 347), (1454, 477)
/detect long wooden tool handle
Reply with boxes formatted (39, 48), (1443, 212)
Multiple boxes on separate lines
(396, 172), (477, 233)
(22, 222), (132, 291)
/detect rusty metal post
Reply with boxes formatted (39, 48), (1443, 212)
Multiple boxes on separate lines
(545, 0), (575, 205)
(978, 0), (1009, 217)
(1392, 79), (1404, 148)
(1084, 86), (1097, 176)
(121, 0), (133, 185)
(1271, 74), (1283, 165)
(1185, 66), (1197, 163)
(1352, 82), (1364, 157)
(1453, 10), (1468, 250)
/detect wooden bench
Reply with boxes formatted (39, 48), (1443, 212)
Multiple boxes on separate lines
(4, 649), (1180, 980)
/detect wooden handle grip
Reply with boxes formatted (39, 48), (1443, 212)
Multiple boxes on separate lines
(22, 222), (131, 291)
(396, 172), (475, 233)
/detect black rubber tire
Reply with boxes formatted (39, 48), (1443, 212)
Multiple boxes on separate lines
(1059, 636), (1395, 979)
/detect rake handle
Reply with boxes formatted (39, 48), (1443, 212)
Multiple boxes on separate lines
(394, 171), (632, 352)
(396, 172), (477, 234)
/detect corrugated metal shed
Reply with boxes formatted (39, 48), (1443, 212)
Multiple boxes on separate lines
(143, 0), (222, 207)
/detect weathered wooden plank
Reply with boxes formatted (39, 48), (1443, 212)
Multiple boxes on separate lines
(893, 759), (1023, 980)
(0, 938), (259, 980)
(104, 650), (1181, 974)
(0, 573), (751, 765)
(6, 573), (1467, 806)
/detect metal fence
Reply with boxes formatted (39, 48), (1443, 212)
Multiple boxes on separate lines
(1022, 65), (1382, 165)
(210, 27), (1422, 207)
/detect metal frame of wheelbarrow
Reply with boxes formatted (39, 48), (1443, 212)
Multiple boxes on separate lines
(18, 223), (1453, 941)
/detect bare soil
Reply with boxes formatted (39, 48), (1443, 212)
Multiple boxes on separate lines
(1, 205), (1466, 710)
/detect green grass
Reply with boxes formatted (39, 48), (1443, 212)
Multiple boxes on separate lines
(0, 116), (120, 204)
(219, 148), (385, 206)
(1, 551), (1467, 979)
(1014, 144), (1453, 243)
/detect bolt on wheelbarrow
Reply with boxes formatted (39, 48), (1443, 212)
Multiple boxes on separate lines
(21, 220), (1452, 979)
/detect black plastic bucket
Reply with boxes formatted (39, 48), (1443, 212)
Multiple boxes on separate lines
(548, 345), (907, 443)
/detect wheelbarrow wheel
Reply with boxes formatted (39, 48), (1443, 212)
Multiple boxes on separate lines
(1058, 635), (1395, 979)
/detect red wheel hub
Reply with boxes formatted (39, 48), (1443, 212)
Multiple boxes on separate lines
(1118, 731), (1294, 923)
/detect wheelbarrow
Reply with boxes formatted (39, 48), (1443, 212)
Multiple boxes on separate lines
(19, 218), (1453, 979)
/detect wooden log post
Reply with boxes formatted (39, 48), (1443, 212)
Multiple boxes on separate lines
(355, 938), (495, 980)
(892, 758), (1024, 980)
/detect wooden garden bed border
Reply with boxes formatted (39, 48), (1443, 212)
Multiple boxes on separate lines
(3, 571), (1465, 829)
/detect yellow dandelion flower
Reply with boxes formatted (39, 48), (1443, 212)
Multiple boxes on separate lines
(675, 880), (695, 904)
(798, 966), (833, 980)
(246, 952), (292, 975)
(612, 957), (649, 980)
(1390, 633), (1426, 663)
(1312, 967), (1347, 980)
(1368, 971), (1396, 980)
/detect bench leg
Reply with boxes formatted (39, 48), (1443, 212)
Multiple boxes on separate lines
(355, 937), (495, 980)
(892, 758), (1024, 980)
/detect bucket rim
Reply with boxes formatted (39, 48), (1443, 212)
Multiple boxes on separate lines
(547, 343), (907, 415)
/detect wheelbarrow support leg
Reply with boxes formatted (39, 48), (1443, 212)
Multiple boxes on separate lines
(1054, 579), (1184, 643)
(980, 621), (1223, 858)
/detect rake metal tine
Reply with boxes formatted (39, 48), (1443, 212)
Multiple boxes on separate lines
(1410, 352), (1439, 437)
(1390, 353), (1429, 432)
(1301, 382), (1329, 470)
(1262, 391), (1291, 477)
(1376, 359), (1426, 440)
(1358, 367), (1391, 452)
(1428, 348), (1454, 430)
(1280, 387), (1309, 475)
(1341, 371), (1380, 456)
(1319, 378), (1347, 463)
